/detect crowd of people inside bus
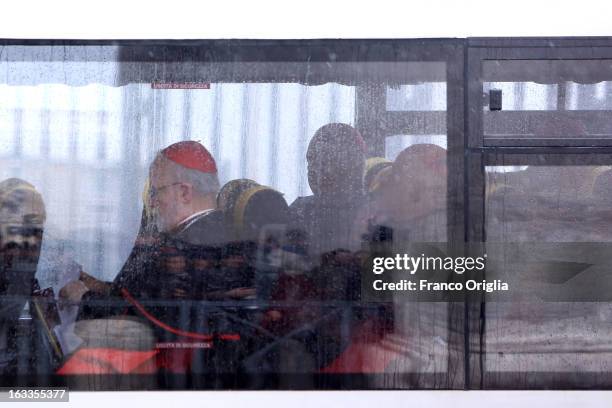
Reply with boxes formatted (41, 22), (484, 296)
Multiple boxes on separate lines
(32, 115), (612, 386)
(4, 119), (612, 381)
(17, 115), (612, 382)
(0, 122), (455, 379)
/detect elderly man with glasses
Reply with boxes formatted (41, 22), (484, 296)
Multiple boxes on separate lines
(61, 141), (229, 302)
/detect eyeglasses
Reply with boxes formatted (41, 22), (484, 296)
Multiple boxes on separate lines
(149, 182), (182, 199)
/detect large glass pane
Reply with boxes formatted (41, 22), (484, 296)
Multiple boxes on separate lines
(484, 163), (612, 387)
(482, 60), (612, 143)
(0, 49), (454, 390)
(386, 83), (447, 111)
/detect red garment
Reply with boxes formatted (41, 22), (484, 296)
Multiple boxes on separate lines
(161, 141), (217, 173)
(57, 348), (158, 375)
(320, 318), (396, 373)
(263, 273), (317, 335)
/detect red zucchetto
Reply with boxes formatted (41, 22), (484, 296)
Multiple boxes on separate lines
(161, 141), (217, 174)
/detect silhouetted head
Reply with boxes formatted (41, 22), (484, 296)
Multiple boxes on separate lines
(306, 123), (366, 197)
(374, 144), (447, 224)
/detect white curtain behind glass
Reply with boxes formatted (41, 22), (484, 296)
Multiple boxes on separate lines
(0, 81), (355, 284)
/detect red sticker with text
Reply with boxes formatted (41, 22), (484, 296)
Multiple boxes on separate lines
(152, 82), (210, 89)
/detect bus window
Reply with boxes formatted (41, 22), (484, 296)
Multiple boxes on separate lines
(0, 45), (459, 390)
(484, 162), (612, 387)
(482, 60), (612, 145)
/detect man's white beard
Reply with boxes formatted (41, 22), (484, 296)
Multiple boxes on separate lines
(150, 208), (170, 233)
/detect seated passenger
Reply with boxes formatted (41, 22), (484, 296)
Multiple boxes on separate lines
(217, 179), (290, 242)
(369, 143), (447, 243)
(57, 142), (233, 378)
(215, 180), (294, 302)
(156, 243), (191, 299)
(217, 179), (260, 218)
(0, 178), (46, 373)
(289, 123), (367, 256)
(189, 245), (221, 298)
(61, 140), (229, 303)
(146, 141), (228, 251)
(204, 241), (256, 300)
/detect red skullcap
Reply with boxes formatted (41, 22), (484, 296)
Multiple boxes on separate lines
(161, 141), (217, 173)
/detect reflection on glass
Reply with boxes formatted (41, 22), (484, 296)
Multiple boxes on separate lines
(486, 165), (612, 242)
(482, 60), (612, 142)
(0, 55), (452, 390)
(483, 82), (557, 111)
(386, 83), (447, 111)
(484, 165), (612, 384)
(566, 81), (612, 110)
(385, 135), (447, 161)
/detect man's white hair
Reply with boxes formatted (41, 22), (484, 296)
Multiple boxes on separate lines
(153, 154), (220, 196)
